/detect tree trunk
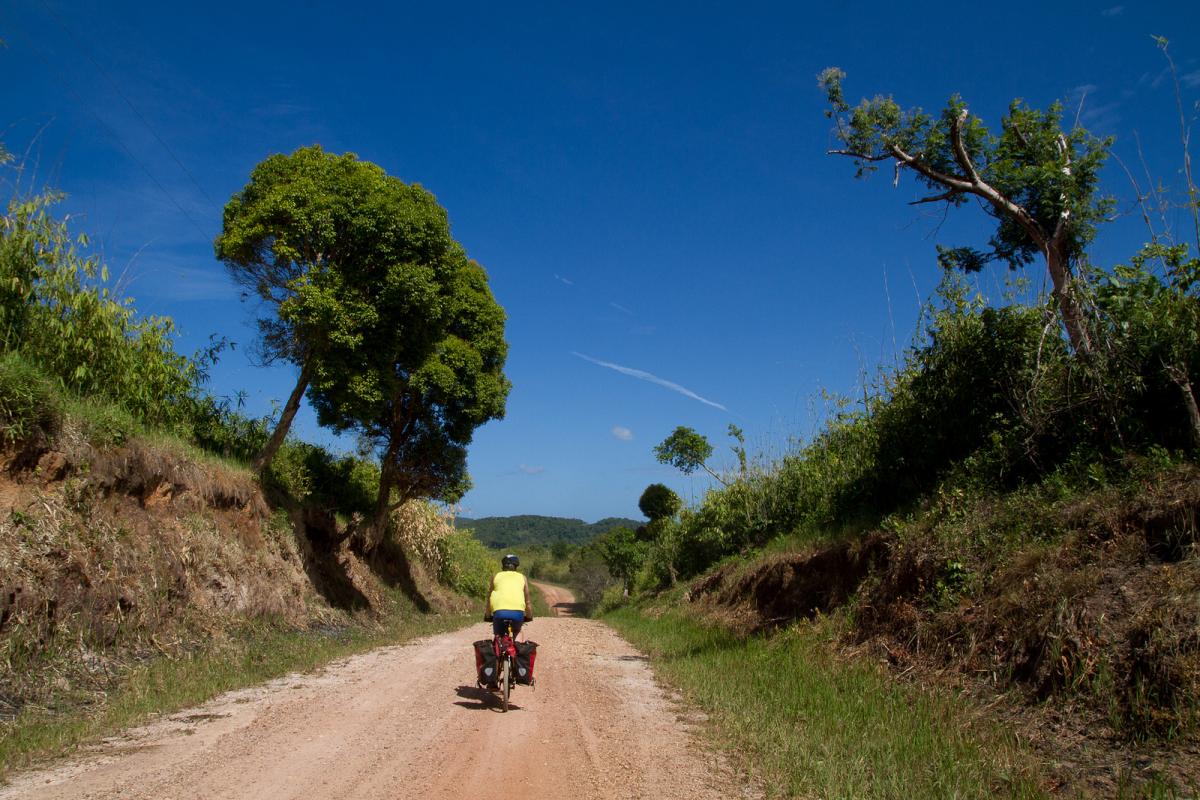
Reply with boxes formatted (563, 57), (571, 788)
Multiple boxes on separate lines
(1167, 364), (1200, 452)
(367, 438), (402, 553)
(1045, 248), (1093, 356)
(252, 360), (313, 474)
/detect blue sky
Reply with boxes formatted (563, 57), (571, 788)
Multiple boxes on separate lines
(3, 1), (1199, 521)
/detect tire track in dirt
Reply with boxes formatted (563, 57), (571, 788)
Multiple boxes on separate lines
(0, 614), (754, 800)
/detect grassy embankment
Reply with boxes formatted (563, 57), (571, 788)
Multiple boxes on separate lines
(605, 604), (1049, 800)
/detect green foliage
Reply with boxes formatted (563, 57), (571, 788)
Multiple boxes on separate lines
(637, 483), (680, 522)
(218, 145), (511, 532)
(819, 69), (1112, 275)
(596, 526), (645, 593)
(0, 351), (62, 445)
(66, 398), (139, 449)
(0, 191), (202, 427)
(436, 531), (495, 599)
(262, 439), (379, 518)
(654, 426), (714, 476)
(1094, 243), (1200, 451)
(820, 69), (1114, 353)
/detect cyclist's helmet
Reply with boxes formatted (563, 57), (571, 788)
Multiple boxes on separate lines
(501, 553), (520, 570)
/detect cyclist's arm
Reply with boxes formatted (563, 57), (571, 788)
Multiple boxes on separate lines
(485, 574), (496, 615)
(523, 579), (532, 616)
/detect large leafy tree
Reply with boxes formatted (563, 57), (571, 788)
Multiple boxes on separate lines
(309, 247), (510, 548)
(819, 69), (1113, 355)
(215, 146), (454, 472)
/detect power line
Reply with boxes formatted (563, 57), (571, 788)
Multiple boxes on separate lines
(36, 0), (222, 211)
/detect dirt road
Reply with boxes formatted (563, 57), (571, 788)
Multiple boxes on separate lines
(1, 587), (750, 800)
(531, 580), (583, 616)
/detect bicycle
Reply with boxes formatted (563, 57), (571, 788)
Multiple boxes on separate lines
(479, 618), (535, 712)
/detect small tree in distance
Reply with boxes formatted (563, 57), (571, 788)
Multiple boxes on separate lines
(654, 426), (727, 485)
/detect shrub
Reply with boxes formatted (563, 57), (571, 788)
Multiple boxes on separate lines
(0, 351), (62, 445)
(436, 531), (494, 599)
(66, 398), (139, 448)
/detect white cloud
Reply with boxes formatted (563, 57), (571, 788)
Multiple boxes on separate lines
(610, 302), (633, 315)
(572, 352), (728, 411)
(554, 273), (574, 285)
(611, 426), (634, 441)
(1101, 5), (1124, 16)
(1182, 69), (1200, 89)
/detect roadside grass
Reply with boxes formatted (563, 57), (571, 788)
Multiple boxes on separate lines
(604, 606), (1049, 800)
(0, 595), (472, 780)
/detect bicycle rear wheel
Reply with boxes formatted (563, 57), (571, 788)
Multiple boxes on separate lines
(500, 658), (512, 711)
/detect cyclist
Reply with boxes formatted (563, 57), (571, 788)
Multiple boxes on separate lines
(484, 553), (532, 634)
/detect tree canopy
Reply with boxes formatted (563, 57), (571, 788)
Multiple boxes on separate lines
(638, 483), (681, 521)
(819, 68), (1113, 354)
(217, 146), (509, 544)
(215, 146), (455, 471)
(654, 426), (726, 484)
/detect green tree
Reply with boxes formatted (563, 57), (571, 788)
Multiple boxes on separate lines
(1096, 243), (1200, 450)
(819, 68), (1112, 355)
(598, 526), (644, 595)
(215, 146), (454, 472)
(309, 248), (510, 547)
(638, 483), (681, 521)
(654, 426), (727, 484)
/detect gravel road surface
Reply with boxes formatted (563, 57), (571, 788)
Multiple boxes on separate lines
(1, 585), (750, 800)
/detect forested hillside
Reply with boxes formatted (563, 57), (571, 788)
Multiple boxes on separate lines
(454, 514), (640, 548)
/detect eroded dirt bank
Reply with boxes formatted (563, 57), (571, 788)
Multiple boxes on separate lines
(1, 615), (750, 800)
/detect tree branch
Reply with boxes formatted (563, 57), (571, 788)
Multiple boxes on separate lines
(949, 109), (983, 185)
(886, 144), (974, 192)
(827, 149), (893, 162)
(909, 190), (962, 205)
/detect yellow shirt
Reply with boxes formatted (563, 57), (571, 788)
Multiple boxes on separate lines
(489, 571), (526, 612)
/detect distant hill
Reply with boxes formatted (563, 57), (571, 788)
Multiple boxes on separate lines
(453, 514), (641, 549)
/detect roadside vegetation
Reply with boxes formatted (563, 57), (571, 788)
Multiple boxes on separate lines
(592, 42), (1200, 797)
(606, 606), (1049, 799)
(0, 143), (507, 773)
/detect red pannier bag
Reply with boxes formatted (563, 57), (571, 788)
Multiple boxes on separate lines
(515, 640), (538, 685)
(473, 639), (497, 686)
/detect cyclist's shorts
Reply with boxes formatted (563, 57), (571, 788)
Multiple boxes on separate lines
(492, 609), (524, 636)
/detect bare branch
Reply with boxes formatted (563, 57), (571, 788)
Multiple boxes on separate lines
(827, 149), (893, 162)
(949, 109), (983, 185)
(1110, 150), (1159, 244)
(909, 190), (962, 205)
(886, 143), (973, 191)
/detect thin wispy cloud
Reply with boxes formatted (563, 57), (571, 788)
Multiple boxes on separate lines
(518, 464), (545, 475)
(610, 302), (633, 315)
(611, 425), (634, 441)
(1101, 5), (1124, 16)
(554, 273), (574, 285)
(572, 352), (728, 411)
(1183, 69), (1200, 89)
